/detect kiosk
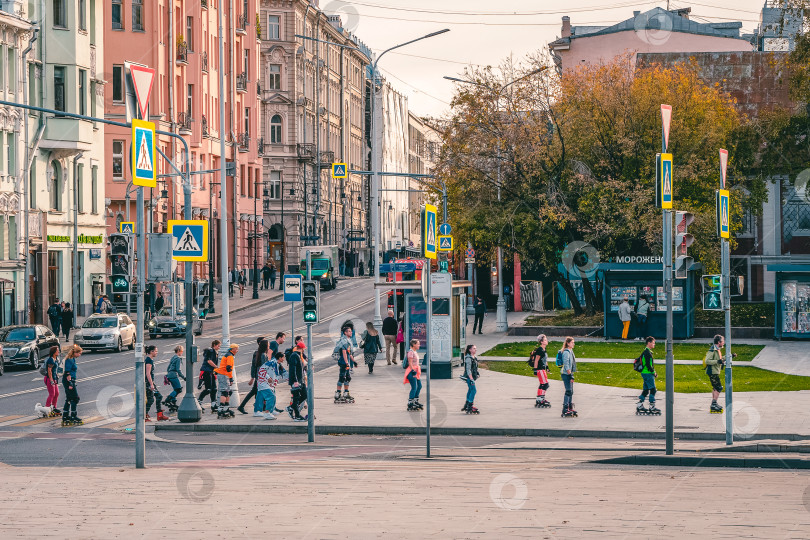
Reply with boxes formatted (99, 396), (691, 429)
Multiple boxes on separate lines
(600, 262), (700, 339)
(768, 264), (810, 339)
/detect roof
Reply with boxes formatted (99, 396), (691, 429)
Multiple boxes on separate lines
(569, 7), (745, 41)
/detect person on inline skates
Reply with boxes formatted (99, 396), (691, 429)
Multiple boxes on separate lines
(560, 337), (578, 417)
(214, 344), (239, 418)
(704, 335), (727, 414)
(404, 339), (423, 411)
(333, 325), (356, 403)
(60, 345), (83, 426)
(530, 334), (551, 408)
(635, 337), (660, 415)
(287, 338), (307, 421)
(198, 340), (221, 413)
(461, 344), (481, 414)
(44, 346), (62, 417)
(163, 345), (185, 412)
(144, 345), (169, 421)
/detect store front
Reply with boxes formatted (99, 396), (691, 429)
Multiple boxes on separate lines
(45, 232), (107, 316)
(769, 265), (810, 339)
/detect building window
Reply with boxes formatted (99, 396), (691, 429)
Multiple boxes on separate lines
(187, 84), (193, 116)
(53, 66), (66, 113)
(7, 48), (15, 94)
(7, 216), (16, 259)
(79, 69), (87, 115)
(53, 0), (67, 28)
(268, 171), (281, 199)
(30, 160), (36, 209)
(90, 0), (96, 44)
(111, 0), (123, 30)
(7, 133), (15, 176)
(90, 81), (97, 118)
(270, 114), (282, 143)
(112, 140), (124, 180)
(50, 161), (62, 211)
(132, 0), (144, 31)
(186, 16), (194, 51)
(91, 165), (98, 213)
(267, 15), (279, 39)
(244, 107), (250, 136)
(77, 163), (84, 213)
(112, 65), (124, 102)
(79, 0), (87, 31)
(268, 64), (280, 89)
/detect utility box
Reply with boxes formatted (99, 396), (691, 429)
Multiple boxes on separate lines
(148, 234), (173, 282)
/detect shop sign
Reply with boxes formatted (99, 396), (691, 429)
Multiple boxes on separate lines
(614, 256), (663, 264)
(46, 234), (104, 244)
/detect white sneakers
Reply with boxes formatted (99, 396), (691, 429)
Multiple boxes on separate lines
(263, 413), (276, 420)
(253, 411), (264, 417)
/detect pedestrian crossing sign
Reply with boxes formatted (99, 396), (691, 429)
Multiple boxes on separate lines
(717, 189), (730, 239)
(167, 220), (208, 261)
(332, 162), (347, 179)
(656, 153), (673, 210)
(131, 119), (157, 188)
(119, 222), (135, 234)
(438, 235), (453, 251)
(422, 204), (437, 260)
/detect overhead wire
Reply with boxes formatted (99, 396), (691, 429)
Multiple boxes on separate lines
(339, 0), (659, 16)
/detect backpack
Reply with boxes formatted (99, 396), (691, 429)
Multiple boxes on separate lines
(39, 362), (50, 377)
(555, 350), (564, 367)
(284, 347), (293, 362)
(633, 353), (644, 373)
(47, 305), (58, 318)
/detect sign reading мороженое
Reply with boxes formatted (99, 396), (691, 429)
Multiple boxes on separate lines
(47, 234), (104, 244)
(614, 256), (663, 264)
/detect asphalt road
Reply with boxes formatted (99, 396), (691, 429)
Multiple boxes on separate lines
(0, 277), (383, 418)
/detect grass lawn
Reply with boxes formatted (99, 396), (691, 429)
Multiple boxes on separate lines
(481, 341), (763, 362)
(480, 361), (810, 393)
(525, 311), (602, 327)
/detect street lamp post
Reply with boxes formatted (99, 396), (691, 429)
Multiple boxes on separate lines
(443, 66), (547, 332)
(370, 29), (450, 330)
(252, 180), (267, 299)
(208, 181), (220, 315)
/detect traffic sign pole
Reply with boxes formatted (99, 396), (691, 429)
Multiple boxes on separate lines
(720, 149), (733, 446)
(661, 105), (675, 457)
(306, 251), (314, 443)
(135, 186), (145, 469)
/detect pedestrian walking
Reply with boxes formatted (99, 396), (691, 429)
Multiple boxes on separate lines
(560, 337), (578, 418)
(238, 270), (246, 297)
(60, 302), (74, 342)
(635, 295), (650, 340)
(269, 331), (286, 358)
(634, 337), (660, 415)
(163, 345), (185, 412)
(261, 263), (271, 290)
(382, 309), (398, 365)
(473, 296), (486, 334)
(704, 335), (734, 414)
(198, 340), (221, 413)
(43, 346), (62, 417)
(144, 345), (169, 422)
(154, 292), (165, 313)
(286, 337), (307, 421)
(333, 325), (356, 403)
(61, 345), (83, 426)
(359, 260), (364, 276)
(404, 339), (423, 411)
(269, 263), (277, 289)
(461, 344), (481, 414)
(47, 298), (62, 336)
(255, 351), (283, 420)
(238, 337), (267, 414)
(618, 297), (632, 340)
(530, 334), (551, 408)
(228, 270), (234, 297)
(360, 321), (383, 374)
(214, 344), (239, 418)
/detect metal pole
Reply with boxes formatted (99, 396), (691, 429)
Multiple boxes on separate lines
(371, 68), (382, 330)
(466, 241), (475, 315)
(135, 186), (145, 468)
(425, 262), (431, 458)
(72, 153), (83, 324)
(663, 124), (674, 456)
(218, 0), (231, 347)
(252, 181), (259, 299)
(495, 145), (507, 331)
(208, 180), (215, 314)
(306, 251), (314, 442)
(723, 236), (733, 444)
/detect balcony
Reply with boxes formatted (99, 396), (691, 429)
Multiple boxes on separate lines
(238, 132), (250, 152)
(236, 72), (247, 92)
(258, 137), (266, 155)
(257, 81), (262, 94)
(319, 150), (335, 168)
(201, 115), (208, 137)
(236, 14), (248, 34)
(201, 0), (207, 8)
(297, 143), (315, 161)
(201, 51), (208, 73)
(178, 111), (192, 134)
(176, 41), (188, 64)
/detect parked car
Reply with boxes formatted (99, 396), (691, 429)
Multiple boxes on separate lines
(73, 314), (136, 352)
(148, 307), (204, 339)
(0, 325), (60, 369)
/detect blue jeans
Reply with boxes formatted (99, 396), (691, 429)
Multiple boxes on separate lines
(465, 378), (476, 402)
(167, 376), (183, 400)
(407, 372), (422, 400)
(636, 314), (648, 338)
(255, 388), (277, 413)
(639, 373), (657, 404)
(561, 373), (574, 409)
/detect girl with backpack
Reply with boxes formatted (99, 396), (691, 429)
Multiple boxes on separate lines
(403, 339), (423, 411)
(560, 337), (578, 418)
(530, 334), (551, 408)
(42, 346), (62, 417)
(360, 321), (383, 374)
(461, 344), (480, 414)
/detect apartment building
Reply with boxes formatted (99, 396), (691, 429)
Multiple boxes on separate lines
(104, 0), (263, 290)
(407, 112), (439, 249)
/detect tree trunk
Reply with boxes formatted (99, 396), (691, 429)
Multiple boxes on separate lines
(558, 277), (584, 316)
(581, 275), (598, 316)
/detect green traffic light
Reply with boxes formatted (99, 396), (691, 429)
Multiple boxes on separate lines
(303, 312), (316, 322)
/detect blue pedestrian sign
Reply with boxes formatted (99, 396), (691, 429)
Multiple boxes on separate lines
(331, 162), (347, 179)
(717, 189), (730, 239)
(439, 223), (452, 236)
(131, 119), (156, 188)
(656, 153), (673, 210)
(119, 222), (135, 234)
(283, 274), (303, 302)
(438, 235), (453, 251)
(167, 220), (208, 261)
(422, 204), (437, 260)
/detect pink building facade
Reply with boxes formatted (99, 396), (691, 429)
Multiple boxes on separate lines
(103, 0), (262, 287)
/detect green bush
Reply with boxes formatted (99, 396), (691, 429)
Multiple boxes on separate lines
(694, 302), (774, 328)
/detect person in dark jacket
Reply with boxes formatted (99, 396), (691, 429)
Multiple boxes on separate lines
(269, 264), (277, 289)
(237, 337), (267, 414)
(261, 263), (271, 290)
(198, 340), (221, 413)
(163, 345), (185, 409)
(473, 296), (486, 334)
(461, 344), (481, 414)
(154, 292), (165, 313)
(531, 334), (551, 408)
(47, 299), (62, 335)
(60, 303), (74, 342)
(381, 310), (399, 365)
(360, 321), (383, 374)
(286, 336), (307, 421)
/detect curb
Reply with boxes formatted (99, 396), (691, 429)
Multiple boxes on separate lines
(593, 454), (810, 469)
(154, 423), (810, 441)
(207, 292), (283, 320)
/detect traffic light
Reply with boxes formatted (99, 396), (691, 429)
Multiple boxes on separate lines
(674, 211), (694, 279)
(195, 280), (210, 318)
(109, 233), (131, 291)
(702, 274), (723, 311)
(302, 280), (319, 323)
(439, 259), (449, 273)
(730, 275), (745, 297)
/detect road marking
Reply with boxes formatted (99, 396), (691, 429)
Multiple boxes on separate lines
(0, 415), (37, 427)
(11, 416), (59, 427)
(0, 415), (26, 425)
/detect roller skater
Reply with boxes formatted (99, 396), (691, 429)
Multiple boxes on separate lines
(214, 344), (239, 418)
(461, 344), (481, 414)
(704, 335), (731, 415)
(287, 337), (308, 421)
(163, 345), (185, 414)
(333, 325), (357, 405)
(559, 337), (578, 418)
(61, 345), (84, 426)
(43, 346), (62, 417)
(403, 339), (422, 411)
(144, 346), (169, 421)
(529, 334), (551, 408)
(198, 340), (221, 414)
(634, 337), (659, 416)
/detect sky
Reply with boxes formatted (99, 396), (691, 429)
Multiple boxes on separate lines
(318, 0), (774, 119)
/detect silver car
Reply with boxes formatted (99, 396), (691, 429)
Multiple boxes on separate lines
(74, 314), (136, 352)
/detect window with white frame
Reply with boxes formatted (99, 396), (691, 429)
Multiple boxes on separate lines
(112, 140), (125, 180)
(111, 0), (123, 30)
(270, 114), (282, 143)
(268, 171), (281, 199)
(267, 15), (280, 39)
(132, 0), (144, 32)
(268, 64), (280, 90)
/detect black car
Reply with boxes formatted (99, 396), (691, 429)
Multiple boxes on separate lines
(0, 325), (61, 370)
(148, 307), (204, 339)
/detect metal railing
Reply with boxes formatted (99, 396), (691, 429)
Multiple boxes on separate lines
(258, 137), (265, 154)
(178, 111), (192, 132)
(297, 143), (315, 160)
(201, 51), (208, 72)
(176, 41), (188, 63)
(238, 132), (250, 152)
(201, 0), (208, 7)
(257, 81), (262, 94)
(319, 150), (335, 168)
(236, 72), (247, 92)
(201, 115), (208, 137)
(237, 14), (249, 33)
